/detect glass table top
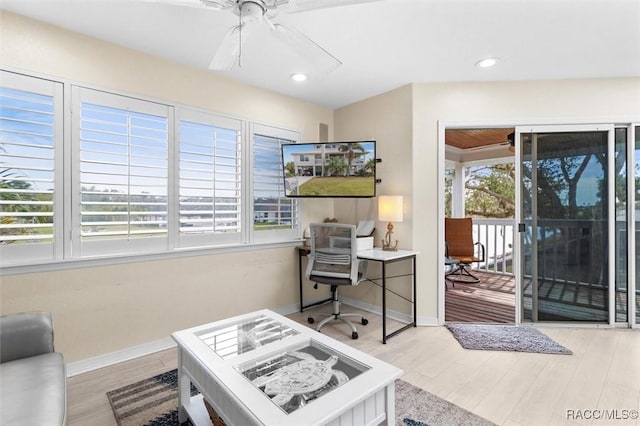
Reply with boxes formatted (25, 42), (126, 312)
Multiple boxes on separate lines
(196, 314), (299, 360)
(235, 340), (371, 415)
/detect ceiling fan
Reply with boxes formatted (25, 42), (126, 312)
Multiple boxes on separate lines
(150, 0), (381, 73)
(498, 132), (516, 152)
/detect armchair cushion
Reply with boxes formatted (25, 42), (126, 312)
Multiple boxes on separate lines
(0, 312), (66, 426)
(0, 312), (54, 363)
(1, 353), (67, 425)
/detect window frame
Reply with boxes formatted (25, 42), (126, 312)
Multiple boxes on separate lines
(71, 86), (173, 258)
(176, 107), (243, 249)
(1, 70), (304, 271)
(249, 123), (301, 244)
(0, 71), (64, 266)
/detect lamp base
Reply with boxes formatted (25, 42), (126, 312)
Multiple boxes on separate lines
(382, 242), (399, 251)
(381, 222), (399, 251)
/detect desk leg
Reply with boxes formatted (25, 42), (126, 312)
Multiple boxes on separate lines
(382, 261), (387, 344)
(381, 255), (417, 343)
(413, 256), (417, 327)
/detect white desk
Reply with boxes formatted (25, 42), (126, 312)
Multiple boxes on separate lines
(298, 247), (419, 344)
(356, 248), (419, 343)
(173, 309), (403, 426)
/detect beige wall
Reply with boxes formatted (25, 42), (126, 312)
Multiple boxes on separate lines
(333, 86), (415, 313)
(3, 9), (640, 362)
(2, 249), (299, 361)
(0, 11), (335, 362)
(412, 79), (640, 320)
(334, 78), (640, 323)
(0, 11), (332, 136)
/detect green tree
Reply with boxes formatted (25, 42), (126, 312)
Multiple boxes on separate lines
(444, 169), (454, 217)
(338, 143), (365, 176)
(1, 149), (44, 242)
(465, 163), (516, 218)
(326, 156), (347, 177)
(285, 161), (295, 177)
(360, 158), (376, 176)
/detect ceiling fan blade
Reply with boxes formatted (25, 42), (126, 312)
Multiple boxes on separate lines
(200, 0), (237, 10)
(139, 0), (207, 8)
(271, 23), (341, 74)
(141, 0), (235, 10)
(283, 0), (384, 13)
(209, 23), (255, 70)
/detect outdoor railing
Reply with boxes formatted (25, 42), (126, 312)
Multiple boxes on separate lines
(470, 218), (637, 285)
(470, 218), (610, 279)
(471, 218), (515, 275)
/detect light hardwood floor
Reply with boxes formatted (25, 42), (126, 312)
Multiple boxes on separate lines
(67, 306), (640, 426)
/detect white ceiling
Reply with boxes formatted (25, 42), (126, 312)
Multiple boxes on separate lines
(2, 0), (639, 109)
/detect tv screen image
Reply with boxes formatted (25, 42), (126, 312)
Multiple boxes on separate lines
(281, 141), (376, 198)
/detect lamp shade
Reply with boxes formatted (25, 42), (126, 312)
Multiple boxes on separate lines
(378, 195), (403, 222)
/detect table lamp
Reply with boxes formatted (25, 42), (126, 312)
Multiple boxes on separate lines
(378, 195), (403, 251)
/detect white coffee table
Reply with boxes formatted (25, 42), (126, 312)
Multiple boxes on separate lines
(172, 309), (403, 426)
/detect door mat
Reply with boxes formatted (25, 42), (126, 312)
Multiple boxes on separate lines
(445, 323), (572, 354)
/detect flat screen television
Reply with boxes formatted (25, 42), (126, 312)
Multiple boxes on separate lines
(281, 140), (376, 198)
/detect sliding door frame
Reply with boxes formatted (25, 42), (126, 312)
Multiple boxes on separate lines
(515, 124), (615, 324)
(627, 124), (638, 328)
(438, 118), (639, 328)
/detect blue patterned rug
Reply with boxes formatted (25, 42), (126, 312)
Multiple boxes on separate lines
(107, 369), (494, 426)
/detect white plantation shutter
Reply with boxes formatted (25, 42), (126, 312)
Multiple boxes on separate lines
(177, 109), (242, 247)
(251, 124), (299, 242)
(0, 71), (63, 265)
(73, 87), (171, 256)
(3, 74), (305, 268)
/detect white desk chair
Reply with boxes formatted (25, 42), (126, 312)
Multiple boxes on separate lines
(305, 223), (369, 339)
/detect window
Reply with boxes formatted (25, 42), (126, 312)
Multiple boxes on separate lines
(0, 71), (63, 265)
(177, 109), (242, 247)
(1, 73), (302, 268)
(72, 87), (171, 257)
(251, 124), (299, 243)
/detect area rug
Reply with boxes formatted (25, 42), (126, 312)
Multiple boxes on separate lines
(107, 369), (495, 426)
(445, 323), (572, 355)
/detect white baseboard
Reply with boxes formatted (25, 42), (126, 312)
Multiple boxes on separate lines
(342, 296), (410, 324)
(274, 295), (334, 317)
(65, 301), (324, 377)
(66, 337), (176, 377)
(283, 296), (440, 327)
(67, 302), (438, 378)
(416, 315), (439, 326)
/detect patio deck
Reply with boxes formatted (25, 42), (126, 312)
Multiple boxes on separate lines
(445, 270), (516, 323)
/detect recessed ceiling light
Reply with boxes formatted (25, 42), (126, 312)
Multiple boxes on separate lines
(290, 73), (308, 82)
(475, 57), (499, 68)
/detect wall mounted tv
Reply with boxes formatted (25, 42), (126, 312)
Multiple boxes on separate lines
(281, 140), (376, 198)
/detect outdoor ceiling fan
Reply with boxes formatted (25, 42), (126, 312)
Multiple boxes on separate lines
(498, 132), (516, 152)
(150, 0), (382, 72)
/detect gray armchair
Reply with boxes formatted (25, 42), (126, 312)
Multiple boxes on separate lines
(0, 312), (67, 425)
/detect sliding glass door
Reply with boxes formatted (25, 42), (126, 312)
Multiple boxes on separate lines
(635, 126), (640, 326)
(518, 125), (614, 323)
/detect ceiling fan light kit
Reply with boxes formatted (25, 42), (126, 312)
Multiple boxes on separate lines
(239, 0), (266, 23)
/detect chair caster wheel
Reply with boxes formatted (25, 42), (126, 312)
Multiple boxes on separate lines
(361, 318), (368, 326)
(307, 317), (314, 324)
(351, 331), (359, 339)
